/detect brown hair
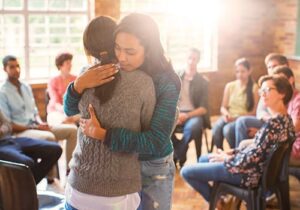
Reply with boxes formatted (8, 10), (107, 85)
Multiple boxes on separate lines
(264, 53), (288, 66)
(55, 52), (73, 70)
(83, 16), (119, 104)
(235, 57), (254, 111)
(273, 66), (295, 88)
(258, 75), (293, 105)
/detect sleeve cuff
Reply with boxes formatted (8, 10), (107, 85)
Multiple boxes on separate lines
(103, 128), (113, 147)
(69, 82), (82, 98)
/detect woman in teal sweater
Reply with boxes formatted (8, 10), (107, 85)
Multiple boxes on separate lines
(64, 13), (180, 210)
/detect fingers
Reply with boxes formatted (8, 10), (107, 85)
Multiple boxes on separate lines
(89, 64), (119, 78)
(97, 76), (115, 86)
(97, 67), (119, 80)
(89, 63), (114, 70)
(88, 104), (96, 118)
(217, 149), (223, 154)
(79, 118), (88, 134)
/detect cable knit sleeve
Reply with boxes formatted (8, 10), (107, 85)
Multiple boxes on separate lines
(104, 74), (180, 159)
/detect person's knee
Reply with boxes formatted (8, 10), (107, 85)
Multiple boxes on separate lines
(42, 132), (56, 142)
(223, 124), (234, 139)
(235, 117), (247, 129)
(180, 166), (188, 179)
(184, 120), (203, 136)
(51, 144), (63, 158)
(180, 166), (192, 180)
(198, 154), (209, 163)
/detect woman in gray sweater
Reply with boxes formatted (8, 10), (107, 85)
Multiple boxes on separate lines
(65, 16), (156, 210)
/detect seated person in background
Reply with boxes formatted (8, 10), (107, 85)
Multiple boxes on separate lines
(212, 57), (258, 149)
(272, 66), (300, 166)
(235, 53), (289, 147)
(0, 55), (77, 178)
(0, 109), (62, 184)
(47, 52), (79, 126)
(172, 48), (210, 168)
(181, 75), (295, 204)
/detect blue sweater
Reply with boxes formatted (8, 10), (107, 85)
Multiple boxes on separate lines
(64, 72), (180, 160)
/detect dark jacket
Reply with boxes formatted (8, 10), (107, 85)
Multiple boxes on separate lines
(180, 72), (211, 129)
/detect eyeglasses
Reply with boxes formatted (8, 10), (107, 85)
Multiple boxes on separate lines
(258, 87), (276, 96)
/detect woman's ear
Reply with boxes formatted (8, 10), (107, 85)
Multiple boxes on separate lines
(289, 77), (295, 88)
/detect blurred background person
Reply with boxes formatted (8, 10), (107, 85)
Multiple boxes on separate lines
(47, 52), (79, 126)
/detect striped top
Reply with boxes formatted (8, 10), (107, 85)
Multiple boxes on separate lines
(64, 72), (180, 160)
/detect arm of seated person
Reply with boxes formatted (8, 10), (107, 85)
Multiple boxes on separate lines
(238, 139), (254, 150)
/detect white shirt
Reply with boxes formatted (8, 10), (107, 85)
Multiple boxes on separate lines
(65, 184), (140, 210)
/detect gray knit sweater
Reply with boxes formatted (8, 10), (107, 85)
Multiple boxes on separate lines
(68, 70), (156, 196)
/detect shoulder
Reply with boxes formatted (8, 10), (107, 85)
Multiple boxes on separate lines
(227, 80), (237, 87)
(224, 81), (235, 92)
(292, 90), (300, 101)
(153, 71), (181, 91)
(0, 82), (5, 91)
(266, 114), (295, 141)
(49, 75), (60, 84)
(194, 73), (208, 86)
(21, 81), (32, 90)
(267, 115), (292, 129)
(252, 82), (259, 91)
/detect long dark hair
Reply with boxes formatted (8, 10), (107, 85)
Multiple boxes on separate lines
(114, 13), (180, 91)
(235, 58), (254, 111)
(83, 16), (120, 104)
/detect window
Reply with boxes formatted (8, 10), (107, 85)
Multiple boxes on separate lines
(0, 0), (91, 81)
(120, 0), (219, 73)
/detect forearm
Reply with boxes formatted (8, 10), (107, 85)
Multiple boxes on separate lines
(238, 139), (254, 150)
(221, 106), (230, 116)
(187, 107), (207, 118)
(12, 123), (28, 133)
(63, 82), (81, 116)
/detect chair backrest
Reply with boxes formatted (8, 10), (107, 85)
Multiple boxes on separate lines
(0, 160), (38, 210)
(261, 139), (291, 192)
(45, 89), (50, 116)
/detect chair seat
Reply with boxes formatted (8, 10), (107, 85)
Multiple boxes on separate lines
(38, 191), (65, 210)
(215, 182), (259, 201)
(289, 166), (300, 181)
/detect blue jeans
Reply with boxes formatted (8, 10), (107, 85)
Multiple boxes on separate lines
(138, 153), (175, 210)
(0, 137), (62, 184)
(235, 116), (264, 147)
(173, 117), (204, 165)
(180, 154), (242, 202)
(212, 118), (236, 149)
(65, 202), (78, 210)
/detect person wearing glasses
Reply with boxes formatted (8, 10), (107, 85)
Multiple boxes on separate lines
(180, 75), (295, 205)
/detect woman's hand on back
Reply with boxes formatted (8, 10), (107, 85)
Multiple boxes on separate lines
(74, 64), (119, 94)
